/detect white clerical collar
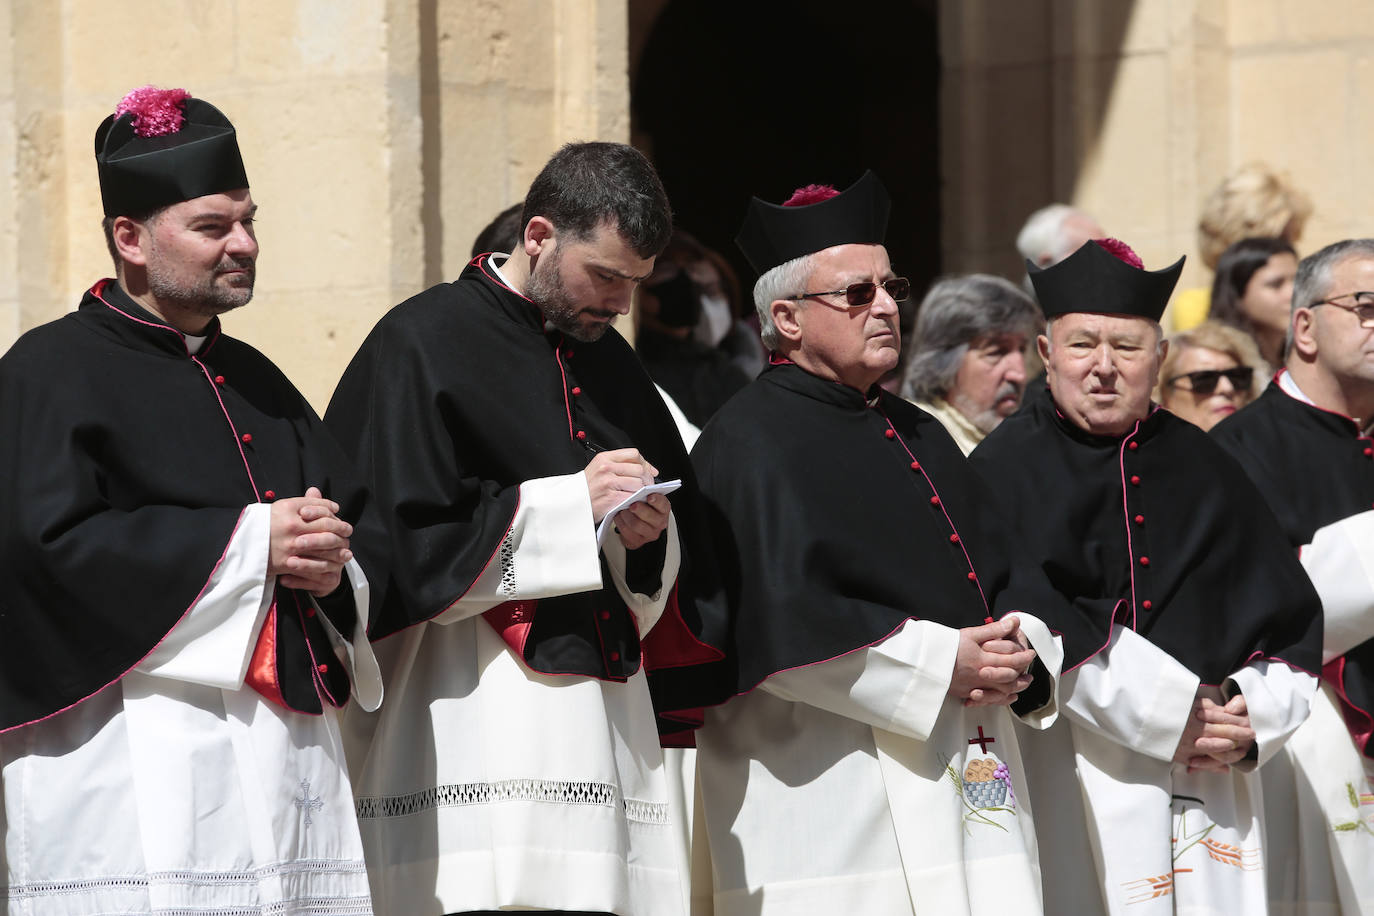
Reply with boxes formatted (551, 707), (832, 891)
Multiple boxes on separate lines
(1276, 368), (1312, 404)
(1278, 368), (1374, 433)
(488, 252), (515, 289)
(184, 333), (207, 355)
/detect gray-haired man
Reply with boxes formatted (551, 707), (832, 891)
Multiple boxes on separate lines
(900, 274), (1042, 454)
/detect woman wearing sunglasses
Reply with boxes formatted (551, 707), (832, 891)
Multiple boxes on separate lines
(1156, 320), (1267, 430)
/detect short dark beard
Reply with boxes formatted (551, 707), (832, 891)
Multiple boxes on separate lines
(146, 258), (256, 318)
(525, 246), (610, 343)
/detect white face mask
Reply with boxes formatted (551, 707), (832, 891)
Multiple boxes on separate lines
(694, 294), (733, 347)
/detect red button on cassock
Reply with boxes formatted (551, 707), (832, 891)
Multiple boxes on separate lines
(305, 606), (317, 618)
(241, 433), (252, 443)
(1142, 600), (1153, 610)
(316, 663), (328, 674)
(572, 386), (582, 396)
(930, 496), (941, 507)
(214, 375), (225, 385)
(1365, 447), (1372, 458)
(910, 461), (921, 471)
(949, 533), (960, 544)
(1134, 514), (1144, 525)
(1130, 475), (1141, 486)
(967, 571), (977, 582)
(1139, 556), (1150, 567)
(599, 610), (610, 621)
(264, 490), (276, 500)
(609, 651), (621, 662)
(885, 429), (896, 439)
(1128, 441), (1139, 451)
(576, 430), (587, 441)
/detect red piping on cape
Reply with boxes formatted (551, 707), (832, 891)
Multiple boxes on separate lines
(1, 505), (253, 735)
(295, 589), (343, 710)
(877, 405), (989, 613)
(410, 490), (523, 632)
(92, 281), (261, 501)
(1275, 369), (1374, 440)
(1119, 419), (1145, 633)
(1324, 656), (1374, 755)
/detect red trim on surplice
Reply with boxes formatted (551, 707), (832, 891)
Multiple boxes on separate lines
(641, 583), (725, 671)
(482, 599), (539, 659)
(245, 598), (288, 708)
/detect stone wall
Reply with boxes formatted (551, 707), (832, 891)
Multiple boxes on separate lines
(0, 0), (628, 409)
(942, 0), (1374, 306)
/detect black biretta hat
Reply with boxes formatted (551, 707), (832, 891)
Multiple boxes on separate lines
(95, 86), (249, 218)
(735, 170), (890, 275)
(1028, 238), (1185, 322)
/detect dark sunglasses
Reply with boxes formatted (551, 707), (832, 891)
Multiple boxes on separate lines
(1166, 366), (1253, 395)
(792, 277), (911, 308)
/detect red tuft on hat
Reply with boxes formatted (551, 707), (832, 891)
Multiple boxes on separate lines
(1093, 237), (1144, 269)
(114, 86), (192, 138)
(782, 184), (840, 208)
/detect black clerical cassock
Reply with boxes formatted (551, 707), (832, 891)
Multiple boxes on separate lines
(0, 280), (382, 731)
(973, 388), (1322, 684)
(1215, 382), (1374, 755)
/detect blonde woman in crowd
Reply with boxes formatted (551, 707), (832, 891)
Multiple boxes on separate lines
(1172, 163), (1312, 331)
(1156, 320), (1267, 431)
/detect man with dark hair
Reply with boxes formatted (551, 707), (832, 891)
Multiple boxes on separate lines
(900, 274), (1042, 454)
(1213, 237), (1374, 913)
(691, 172), (1087, 915)
(326, 141), (722, 916)
(0, 85), (383, 914)
(972, 239), (1322, 915)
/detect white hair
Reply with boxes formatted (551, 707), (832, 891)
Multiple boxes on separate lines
(1016, 204), (1078, 265)
(752, 253), (814, 350)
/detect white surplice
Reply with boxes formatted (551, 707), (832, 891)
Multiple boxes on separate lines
(344, 472), (690, 915)
(1026, 625), (1316, 916)
(1262, 510), (1374, 914)
(0, 503), (382, 916)
(694, 612), (1063, 916)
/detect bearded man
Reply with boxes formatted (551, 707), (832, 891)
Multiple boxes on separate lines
(0, 85), (384, 914)
(325, 141), (723, 916)
(900, 274), (1041, 454)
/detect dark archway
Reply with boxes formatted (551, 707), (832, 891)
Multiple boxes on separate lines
(632, 0), (941, 310)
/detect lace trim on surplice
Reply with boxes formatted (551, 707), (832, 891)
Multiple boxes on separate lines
(356, 777), (670, 825)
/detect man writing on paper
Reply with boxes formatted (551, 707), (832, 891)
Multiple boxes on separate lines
(326, 141), (723, 916)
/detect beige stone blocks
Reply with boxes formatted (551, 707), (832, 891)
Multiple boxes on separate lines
(0, 0), (634, 409)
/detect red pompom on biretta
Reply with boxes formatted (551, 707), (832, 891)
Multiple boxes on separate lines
(1093, 237), (1144, 269)
(114, 85), (192, 138)
(783, 184), (840, 208)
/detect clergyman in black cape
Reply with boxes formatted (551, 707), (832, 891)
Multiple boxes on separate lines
(689, 172), (1099, 915)
(324, 141), (724, 916)
(1212, 236), (1374, 911)
(0, 85), (384, 914)
(971, 237), (1322, 914)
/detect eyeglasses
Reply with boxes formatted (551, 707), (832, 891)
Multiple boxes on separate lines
(1166, 367), (1254, 395)
(791, 277), (911, 308)
(1309, 291), (1374, 325)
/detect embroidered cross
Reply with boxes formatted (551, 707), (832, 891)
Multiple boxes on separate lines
(294, 779), (323, 828)
(968, 726), (996, 754)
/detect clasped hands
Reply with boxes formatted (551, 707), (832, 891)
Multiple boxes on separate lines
(950, 616), (1037, 707)
(268, 485), (353, 596)
(583, 447), (670, 550)
(1173, 688), (1255, 773)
